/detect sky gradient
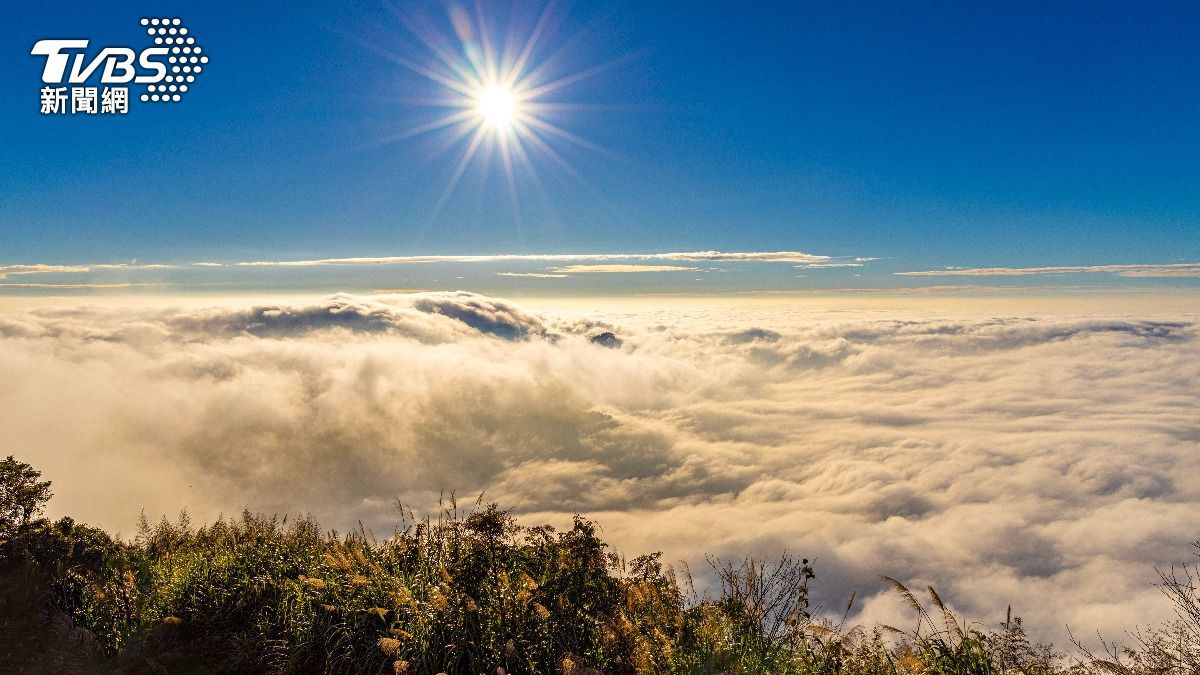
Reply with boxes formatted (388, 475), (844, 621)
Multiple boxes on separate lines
(1, 0), (1198, 294)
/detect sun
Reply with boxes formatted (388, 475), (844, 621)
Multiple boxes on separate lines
(376, 2), (633, 220)
(475, 84), (518, 132)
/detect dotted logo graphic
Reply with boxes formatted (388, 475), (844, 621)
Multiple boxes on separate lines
(139, 17), (207, 103)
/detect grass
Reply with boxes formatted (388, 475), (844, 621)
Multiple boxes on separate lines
(2, 456), (1200, 673)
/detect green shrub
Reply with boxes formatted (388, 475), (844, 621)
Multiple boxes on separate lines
(4, 453), (1200, 674)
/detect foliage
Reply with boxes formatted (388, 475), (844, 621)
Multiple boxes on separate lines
(0, 455), (53, 539)
(1070, 538), (1200, 675)
(2, 453), (1200, 674)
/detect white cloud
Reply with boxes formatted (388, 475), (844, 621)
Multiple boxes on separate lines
(0, 283), (159, 290)
(91, 263), (177, 270)
(0, 262), (181, 281)
(633, 285), (1049, 297)
(0, 264), (90, 280)
(650, 251), (831, 263)
(548, 264), (700, 274)
(233, 250), (834, 267)
(0, 293), (1196, 646)
(898, 263), (1200, 277)
(497, 272), (568, 278)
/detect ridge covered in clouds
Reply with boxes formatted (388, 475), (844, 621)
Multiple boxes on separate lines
(0, 292), (552, 343)
(0, 293), (1197, 644)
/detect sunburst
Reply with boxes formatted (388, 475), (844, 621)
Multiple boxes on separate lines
(370, 1), (631, 220)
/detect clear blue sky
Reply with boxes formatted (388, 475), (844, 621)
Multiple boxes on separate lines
(1, 1), (1198, 293)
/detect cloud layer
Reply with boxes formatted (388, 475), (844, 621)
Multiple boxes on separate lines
(1, 292), (1197, 644)
(546, 264), (701, 274)
(898, 263), (1200, 277)
(0, 264), (91, 280)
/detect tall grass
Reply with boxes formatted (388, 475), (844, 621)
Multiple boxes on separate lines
(4, 493), (1200, 673)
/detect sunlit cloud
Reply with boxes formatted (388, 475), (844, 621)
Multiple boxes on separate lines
(660, 251), (833, 263)
(232, 250), (834, 267)
(0, 264), (90, 280)
(0, 283), (160, 290)
(548, 264), (699, 274)
(0, 262), (176, 281)
(91, 263), (176, 270)
(632, 285), (1053, 297)
(496, 272), (568, 278)
(2, 293), (1196, 647)
(899, 263), (1200, 278)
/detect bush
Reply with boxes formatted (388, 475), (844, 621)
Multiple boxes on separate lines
(4, 453), (1200, 674)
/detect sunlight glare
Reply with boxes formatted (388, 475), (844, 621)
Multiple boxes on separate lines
(476, 85), (518, 131)
(381, 2), (630, 219)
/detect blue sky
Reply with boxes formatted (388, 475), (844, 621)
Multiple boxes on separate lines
(1, 0), (1198, 294)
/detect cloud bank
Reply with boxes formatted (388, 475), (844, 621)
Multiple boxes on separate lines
(1, 292), (1196, 644)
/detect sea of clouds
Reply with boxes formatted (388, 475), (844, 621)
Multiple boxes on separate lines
(1, 291), (1197, 643)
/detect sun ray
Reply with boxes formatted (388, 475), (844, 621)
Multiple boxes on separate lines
(517, 51), (644, 100)
(507, 0), (557, 88)
(519, 115), (618, 159)
(516, 122), (623, 216)
(522, 101), (656, 113)
(396, 96), (476, 108)
(337, 29), (477, 99)
(430, 124), (489, 223)
(391, 54), (479, 98)
(378, 109), (478, 144)
(500, 143), (519, 215)
(506, 15), (609, 92)
(383, 1), (630, 224)
(515, 121), (591, 190)
(473, 0), (500, 83)
(387, 4), (485, 90)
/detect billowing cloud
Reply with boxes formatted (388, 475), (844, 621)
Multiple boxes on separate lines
(0, 293), (1196, 646)
(899, 263), (1200, 277)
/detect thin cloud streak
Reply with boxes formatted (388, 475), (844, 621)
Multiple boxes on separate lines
(0, 263), (178, 280)
(0, 283), (160, 289)
(232, 251), (835, 267)
(547, 264), (700, 274)
(899, 263), (1200, 278)
(0, 264), (90, 280)
(497, 272), (568, 278)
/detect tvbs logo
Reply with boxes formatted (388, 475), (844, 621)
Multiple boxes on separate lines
(31, 18), (207, 115)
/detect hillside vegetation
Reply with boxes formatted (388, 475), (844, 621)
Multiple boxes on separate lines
(2, 455), (1198, 674)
